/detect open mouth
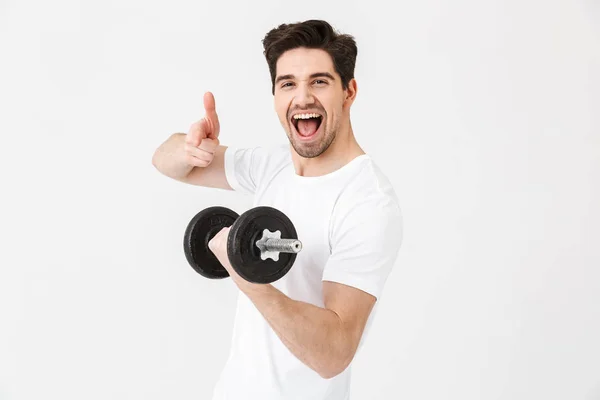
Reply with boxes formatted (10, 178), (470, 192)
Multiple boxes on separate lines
(291, 113), (323, 139)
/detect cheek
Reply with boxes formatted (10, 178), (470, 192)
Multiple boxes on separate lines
(278, 111), (289, 126)
(274, 99), (288, 123)
(278, 108), (291, 125)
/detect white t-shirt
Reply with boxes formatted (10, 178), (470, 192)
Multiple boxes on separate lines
(211, 144), (403, 400)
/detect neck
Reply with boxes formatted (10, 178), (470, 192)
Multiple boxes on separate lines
(291, 120), (365, 177)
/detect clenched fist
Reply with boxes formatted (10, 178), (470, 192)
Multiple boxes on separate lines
(184, 92), (221, 168)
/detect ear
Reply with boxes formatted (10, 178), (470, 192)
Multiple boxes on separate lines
(343, 78), (358, 108)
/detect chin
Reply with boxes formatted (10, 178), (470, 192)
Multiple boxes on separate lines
(288, 132), (335, 159)
(293, 144), (322, 159)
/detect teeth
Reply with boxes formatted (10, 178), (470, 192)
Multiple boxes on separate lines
(293, 113), (321, 120)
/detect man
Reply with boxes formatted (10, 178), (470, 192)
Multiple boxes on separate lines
(152, 19), (403, 400)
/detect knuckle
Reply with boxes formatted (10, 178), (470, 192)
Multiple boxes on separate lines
(185, 135), (197, 146)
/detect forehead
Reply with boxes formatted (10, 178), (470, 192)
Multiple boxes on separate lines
(275, 47), (336, 78)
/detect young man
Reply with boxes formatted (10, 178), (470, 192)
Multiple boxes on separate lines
(152, 19), (403, 400)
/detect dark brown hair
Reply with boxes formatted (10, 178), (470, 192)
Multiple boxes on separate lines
(262, 20), (358, 94)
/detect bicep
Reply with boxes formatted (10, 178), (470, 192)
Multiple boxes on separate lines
(180, 145), (233, 190)
(323, 280), (377, 353)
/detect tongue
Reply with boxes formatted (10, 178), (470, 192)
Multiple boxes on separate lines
(297, 119), (319, 136)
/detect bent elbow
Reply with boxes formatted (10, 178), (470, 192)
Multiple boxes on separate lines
(318, 365), (348, 380)
(319, 369), (339, 380)
(318, 356), (353, 380)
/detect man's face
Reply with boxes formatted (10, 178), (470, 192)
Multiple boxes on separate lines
(273, 47), (349, 158)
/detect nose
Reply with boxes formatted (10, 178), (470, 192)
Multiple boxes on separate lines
(293, 81), (315, 107)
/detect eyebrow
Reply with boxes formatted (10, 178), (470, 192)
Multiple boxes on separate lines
(275, 72), (336, 84)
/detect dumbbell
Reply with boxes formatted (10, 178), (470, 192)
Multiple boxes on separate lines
(183, 206), (303, 284)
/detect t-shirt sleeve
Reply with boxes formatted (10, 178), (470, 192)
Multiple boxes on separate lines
(321, 195), (403, 300)
(223, 146), (271, 195)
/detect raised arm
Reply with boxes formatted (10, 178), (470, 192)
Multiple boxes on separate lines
(152, 92), (232, 190)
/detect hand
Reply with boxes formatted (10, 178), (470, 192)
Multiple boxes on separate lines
(209, 227), (270, 292)
(184, 91), (221, 168)
(207, 226), (245, 286)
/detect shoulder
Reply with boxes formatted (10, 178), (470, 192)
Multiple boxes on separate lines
(331, 156), (403, 238)
(251, 143), (290, 177)
(225, 143), (290, 176)
(223, 144), (290, 194)
(263, 143), (291, 165)
(339, 156), (401, 214)
(226, 143), (288, 163)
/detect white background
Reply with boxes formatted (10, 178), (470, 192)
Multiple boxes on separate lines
(1, 0), (599, 399)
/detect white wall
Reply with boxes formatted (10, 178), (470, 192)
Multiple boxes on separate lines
(1, 1), (598, 399)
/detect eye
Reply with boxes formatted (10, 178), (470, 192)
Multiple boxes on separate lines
(281, 82), (294, 88)
(313, 79), (328, 85)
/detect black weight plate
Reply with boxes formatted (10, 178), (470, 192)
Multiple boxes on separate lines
(227, 206), (298, 284)
(183, 206), (239, 279)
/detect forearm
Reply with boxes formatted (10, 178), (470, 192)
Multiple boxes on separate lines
(239, 282), (351, 379)
(152, 133), (193, 179)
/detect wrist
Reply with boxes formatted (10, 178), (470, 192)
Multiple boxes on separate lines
(237, 279), (277, 298)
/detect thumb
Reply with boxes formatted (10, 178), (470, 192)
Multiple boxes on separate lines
(203, 92), (220, 138)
